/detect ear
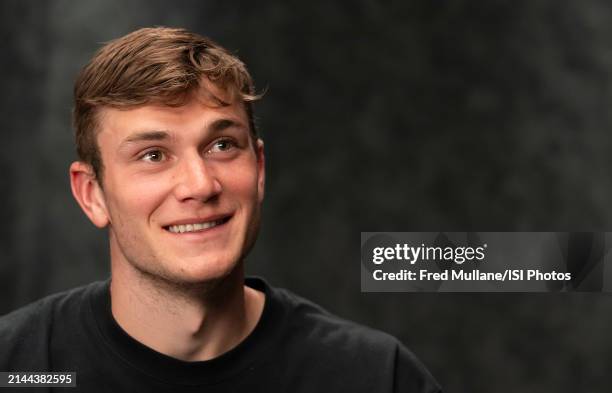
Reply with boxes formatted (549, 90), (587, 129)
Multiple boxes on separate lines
(255, 139), (265, 203)
(69, 161), (110, 228)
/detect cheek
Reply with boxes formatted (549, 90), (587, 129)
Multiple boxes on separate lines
(220, 165), (260, 202)
(104, 171), (172, 222)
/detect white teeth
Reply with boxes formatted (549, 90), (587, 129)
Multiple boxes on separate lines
(167, 219), (225, 234)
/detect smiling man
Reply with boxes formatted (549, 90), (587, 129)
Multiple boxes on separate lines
(0, 27), (441, 392)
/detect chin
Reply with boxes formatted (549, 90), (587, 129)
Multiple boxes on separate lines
(169, 255), (241, 284)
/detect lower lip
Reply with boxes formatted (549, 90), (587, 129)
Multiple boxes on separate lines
(163, 217), (231, 239)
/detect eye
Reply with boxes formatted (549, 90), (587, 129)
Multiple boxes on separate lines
(208, 138), (237, 154)
(141, 149), (166, 163)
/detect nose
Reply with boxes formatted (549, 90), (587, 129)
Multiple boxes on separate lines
(173, 153), (222, 203)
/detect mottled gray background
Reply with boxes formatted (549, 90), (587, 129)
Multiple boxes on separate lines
(2, 1), (612, 392)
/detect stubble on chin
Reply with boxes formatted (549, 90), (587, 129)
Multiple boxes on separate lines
(127, 255), (246, 308)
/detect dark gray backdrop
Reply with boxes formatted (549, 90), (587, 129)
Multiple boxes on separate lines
(2, 1), (612, 392)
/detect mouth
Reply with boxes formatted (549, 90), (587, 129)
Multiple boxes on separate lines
(163, 216), (232, 234)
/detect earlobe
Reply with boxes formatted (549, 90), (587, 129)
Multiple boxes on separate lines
(69, 161), (110, 228)
(256, 139), (265, 203)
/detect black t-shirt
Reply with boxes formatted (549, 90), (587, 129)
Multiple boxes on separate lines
(0, 278), (441, 392)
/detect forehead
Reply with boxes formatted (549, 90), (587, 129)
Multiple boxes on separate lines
(96, 95), (249, 145)
(95, 76), (249, 139)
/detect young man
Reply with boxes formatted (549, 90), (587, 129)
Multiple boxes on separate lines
(0, 27), (441, 392)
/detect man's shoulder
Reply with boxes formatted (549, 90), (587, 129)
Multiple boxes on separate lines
(0, 281), (102, 369)
(274, 285), (399, 351)
(268, 284), (442, 392)
(0, 282), (99, 330)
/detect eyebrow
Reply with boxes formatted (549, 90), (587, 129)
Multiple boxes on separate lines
(121, 130), (170, 145)
(209, 118), (246, 133)
(118, 118), (248, 149)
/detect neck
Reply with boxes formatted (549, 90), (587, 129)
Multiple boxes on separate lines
(109, 259), (265, 361)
